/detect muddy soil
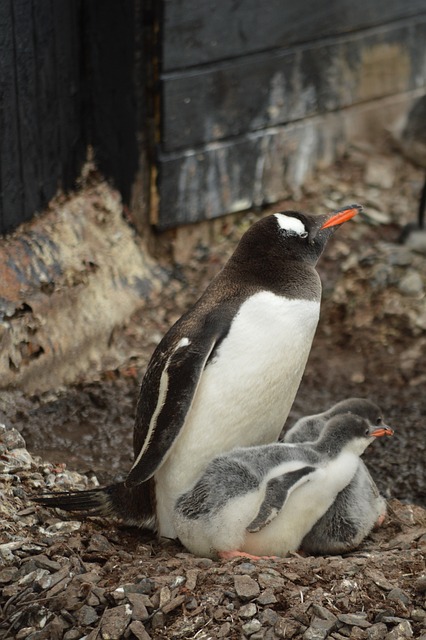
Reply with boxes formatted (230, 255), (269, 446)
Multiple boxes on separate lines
(0, 152), (425, 639)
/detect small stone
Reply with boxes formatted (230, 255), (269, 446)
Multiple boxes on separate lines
(239, 602), (257, 619)
(310, 605), (337, 625)
(260, 608), (278, 626)
(398, 271), (423, 296)
(0, 425), (26, 450)
(217, 622), (232, 637)
(64, 630), (82, 640)
(258, 572), (285, 589)
(404, 228), (426, 255)
(366, 622), (388, 640)
(234, 562), (257, 574)
(414, 575), (426, 592)
(365, 156), (395, 189)
(16, 628), (35, 640)
(303, 626), (328, 640)
(387, 588), (411, 605)
(242, 618), (262, 635)
(128, 621), (151, 640)
(124, 578), (155, 595)
(127, 593), (150, 621)
(411, 608), (426, 622)
(338, 613), (370, 628)
(256, 588), (277, 605)
(234, 575), (260, 600)
(76, 604), (99, 626)
(151, 610), (165, 630)
(87, 533), (115, 554)
(100, 604), (132, 639)
(0, 566), (19, 583)
(386, 620), (413, 639)
(185, 569), (200, 591)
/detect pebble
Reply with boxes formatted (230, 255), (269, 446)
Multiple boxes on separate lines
(0, 424), (26, 450)
(387, 587), (411, 605)
(100, 604), (132, 640)
(259, 607), (278, 626)
(127, 593), (150, 621)
(234, 575), (260, 600)
(241, 618), (262, 635)
(239, 602), (258, 619)
(128, 620), (151, 640)
(386, 620), (413, 639)
(414, 575), (426, 592)
(338, 613), (371, 628)
(404, 228), (426, 255)
(365, 156), (395, 189)
(398, 271), (424, 296)
(256, 588), (277, 605)
(76, 604), (99, 626)
(366, 623), (388, 639)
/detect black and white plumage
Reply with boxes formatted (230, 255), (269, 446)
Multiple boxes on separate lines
(35, 205), (361, 538)
(173, 414), (393, 559)
(284, 398), (388, 554)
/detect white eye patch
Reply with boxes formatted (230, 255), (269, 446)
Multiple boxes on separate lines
(274, 213), (308, 237)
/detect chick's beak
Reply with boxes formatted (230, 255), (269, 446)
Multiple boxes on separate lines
(371, 426), (394, 438)
(320, 204), (363, 229)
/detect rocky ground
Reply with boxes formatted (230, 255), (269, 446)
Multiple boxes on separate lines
(1, 148), (426, 639)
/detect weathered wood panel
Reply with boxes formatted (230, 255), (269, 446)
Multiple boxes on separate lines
(0, 0), (143, 236)
(162, 19), (426, 152)
(0, 0), (86, 235)
(84, 0), (139, 204)
(155, 0), (426, 228)
(0, 1), (24, 229)
(162, 0), (426, 70)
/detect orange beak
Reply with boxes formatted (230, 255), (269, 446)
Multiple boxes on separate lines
(320, 204), (363, 229)
(371, 426), (394, 438)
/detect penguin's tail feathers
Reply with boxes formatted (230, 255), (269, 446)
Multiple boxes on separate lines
(33, 481), (156, 530)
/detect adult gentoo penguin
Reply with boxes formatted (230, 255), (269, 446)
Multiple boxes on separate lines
(173, 414), (394, 559)
(35, 204), (361, 538)
(284, 398), (388, 554)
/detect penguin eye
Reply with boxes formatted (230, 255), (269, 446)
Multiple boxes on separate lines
(365, 428), (370, 436)
(376, 417), (383, 425)
(300, 231), (308, 239)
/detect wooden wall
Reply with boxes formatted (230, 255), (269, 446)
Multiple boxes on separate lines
(155, 0), (426, 228)
(0, 0), (140, 236)
(1, 1), (426, 235)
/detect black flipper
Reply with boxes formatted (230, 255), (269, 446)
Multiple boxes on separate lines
(246, 466), (316, 533)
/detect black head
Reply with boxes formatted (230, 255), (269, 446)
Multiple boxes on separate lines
(232, 204), (362, 268)
(326, 398), (386, 429)
(316, 413), (394, 458)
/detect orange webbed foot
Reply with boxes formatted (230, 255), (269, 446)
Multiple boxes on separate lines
(218, 550), (279, 561)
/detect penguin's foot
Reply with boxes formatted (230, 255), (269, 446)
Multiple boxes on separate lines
(219, 550), (279, 561)
(373, 512), (386, 529)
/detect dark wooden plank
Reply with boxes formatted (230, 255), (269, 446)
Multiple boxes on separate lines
(84, 0), (139, 204)
(52, 0), (85, 191)
(161, 18), (426, 152)
(32, 0), (61, 204)
(12, 0), (41, 221)
(162, 0), (426, 70)
(157, 118), (326, 228)
(0, 0), (25, 231)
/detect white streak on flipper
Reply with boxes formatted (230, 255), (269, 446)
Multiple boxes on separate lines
(131, 338), (191, 471)
(274, 213), (307, 236)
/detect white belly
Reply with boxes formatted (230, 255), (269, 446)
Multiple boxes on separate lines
(156, 291), (320, 537)
(241, 452), (359, 557)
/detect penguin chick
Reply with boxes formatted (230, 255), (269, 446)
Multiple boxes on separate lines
(173, 414), (393, 559)
(35, 205), (361, 538)
(284, 398), (388, 554)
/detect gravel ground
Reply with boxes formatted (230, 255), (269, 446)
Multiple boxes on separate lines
(1, 149), (426, 639)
